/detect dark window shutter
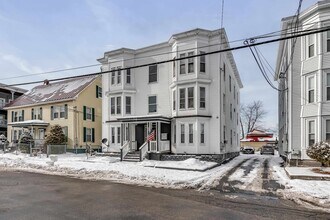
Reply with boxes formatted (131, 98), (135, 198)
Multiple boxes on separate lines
(22, 110), (24, 121)
(96, 85), (99, 98)
(83, 127), (86, 142)
(40, 107), (43, 120)
(65, 104), (68, 119)
(83, 106), (86, 120)
(51, 106), (54, 120)
(11, 111), (14, 122)
(92, 128), (95, 143)
(92, 108), (95, 122)
(31, 109), (34, 120)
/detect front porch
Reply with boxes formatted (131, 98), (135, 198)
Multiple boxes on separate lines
(109, 116), (172, 161)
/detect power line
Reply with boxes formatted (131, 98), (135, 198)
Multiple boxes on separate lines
(4, 25), (330, 88)
(1, 20), (325, 82)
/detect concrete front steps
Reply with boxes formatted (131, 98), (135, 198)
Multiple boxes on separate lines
(123, 151), (140, 162)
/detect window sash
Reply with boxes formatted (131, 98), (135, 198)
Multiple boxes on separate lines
(111, 127), (115, 143)
(116, 97), (121, 114)
(180, 124), (185, 143)
(117, 127), (121, 144)
(188, 52), (194, 73)
(98, 87), (102, 98)
(117, 68), (121, 84)
(200, 123), (205, 144)
(189, 124), (193, 143)
(173, 90), (176, 111)
(126, 96), (131, 114)
(149, 65), (157, 83)
(86, 107), (92, 120)
(111, 97), (115, 114)
(111, 69), (116, 85)
(308, 120), (315, 146)
(180, 54), (185, 74)
(200, 51), (206, 73)
(148, 96), (157, 113)
(86, 128), (92, 142)
(188, 87), (194, 108)
(200, 87), (205, 108)
(179, 89), (185, 109)
(126, 69), (131, 84)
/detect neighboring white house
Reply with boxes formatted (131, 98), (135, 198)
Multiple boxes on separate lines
(275, 0), (330, 164)
(98, 28), (243, 159)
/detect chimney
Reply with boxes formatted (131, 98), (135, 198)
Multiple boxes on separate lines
(43, 79), (50, 85)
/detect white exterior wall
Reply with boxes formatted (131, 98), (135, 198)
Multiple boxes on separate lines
(99, 28), (242, 154)
(276, 1), (330, 161)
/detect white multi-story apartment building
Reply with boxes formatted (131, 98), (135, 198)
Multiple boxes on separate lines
(98, 28), (242, 160)
(275, 1), (330, 164)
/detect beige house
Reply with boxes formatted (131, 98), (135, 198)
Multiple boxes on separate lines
(4, 76), (102, 152)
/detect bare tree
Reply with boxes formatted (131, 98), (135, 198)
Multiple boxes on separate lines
(240, 100), (267, 139)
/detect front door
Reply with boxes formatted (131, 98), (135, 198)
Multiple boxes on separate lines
(135, 124), (146, 150)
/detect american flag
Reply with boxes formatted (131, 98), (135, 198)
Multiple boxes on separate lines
(147, 130), (155, 142)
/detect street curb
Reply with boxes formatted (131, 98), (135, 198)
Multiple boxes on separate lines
(284, 167), (330, 181)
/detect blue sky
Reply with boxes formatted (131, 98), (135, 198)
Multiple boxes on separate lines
(0, 0), (319, 131)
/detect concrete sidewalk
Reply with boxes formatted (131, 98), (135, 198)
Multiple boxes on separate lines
(285, 167), (330, 180)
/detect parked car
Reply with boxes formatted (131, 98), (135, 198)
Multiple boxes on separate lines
(260, 145), (275, 155)
(242, 146), (255, 154)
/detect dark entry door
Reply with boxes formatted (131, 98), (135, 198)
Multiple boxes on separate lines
(135, 124), (146, 150)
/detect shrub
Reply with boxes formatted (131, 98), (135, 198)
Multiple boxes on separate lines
(306, 141), (330, 166)
(19, 131), (34, 153)
(45, 125), (66, 145)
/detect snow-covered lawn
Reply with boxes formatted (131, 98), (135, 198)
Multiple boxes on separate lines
(0, 152), (245, 189)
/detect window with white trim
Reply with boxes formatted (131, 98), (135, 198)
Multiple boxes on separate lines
(187, 87), (194, 109)
(86, 107), (92, 120)
(327, 73), (330, 101)
(181, 124), (185, 143)
(326, 119), (330, 140)
(149, 65), (157, 83)
(307, 76), (315, 103)
(308, 120), (315, 146)
(117, 67), (121, 84)
(126, 68), (131, 84)
(180, 54), (185, 74)
(200, 123), (205, 144)
(173, 90), (176, 111)
(116, 97), (121, 114)
(85, 128), (93, 142)
(111, 68), (116, 85)
(110, 97), (115, 115)
(308, 34), (315, 58)
(173, 57), (176, 77)
(148, 96), (157, 113)
(188, 52), (194, 73)
(117, 127), (121, 144)
(125, 96), (131, 114)
(189, 124), (193, 143)
(179, 88), (185, 109)
(200, 51), (205, 73)
(111, 127), (115, 144)
(200, 87), (205, 109)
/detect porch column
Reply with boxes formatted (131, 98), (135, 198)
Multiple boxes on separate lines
(157, 122), (160, 152)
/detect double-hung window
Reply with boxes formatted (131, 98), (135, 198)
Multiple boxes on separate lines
(187, 87), (194, 108)
(125, 96), (131, 114)
(200, 123), (205, 144)
(149, 65), (157, 83)
(60, 106), (66, 118)
(180, 54), (185, 74)
(173, 57), (176, 77)
(86, 107), (92, 120)
(326, 119), (330, 140)
(200, 51), (206, 73)
(188, 52), (194, 73)
(188, 124), (193, 143)
(111, 127), (115, 144)
(111, 68), (116, 85)
(97, 86), (102, 98)
(308, 76), (315, 103)
(308, 120), (315, 146)
(117, 67), (121, 84)
(117, 127), (121, 144)
(180, 124), (185, 143)
(173, 90), (176, 111)
(179, 88), (186, 109)
(327, 73), (330, 101)
(308, 34), (315, 58)
(110, 97), (115, 115)
(116, 97), (121, 114)
(327, 31), (330, 53)
(126, 69), (131, 84)
(148, 96), (157, 113)
(200, 87), (205, 109)
(86, 128), (93, 142)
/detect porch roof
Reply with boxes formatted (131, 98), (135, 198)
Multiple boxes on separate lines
(107, 115), (172, 123)
(8, 120), (49, 127)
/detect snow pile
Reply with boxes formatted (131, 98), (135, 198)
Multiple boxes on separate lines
(141, 158), (217, 171)
(270, 157), (330, 210)
(0, 153), (241, 189)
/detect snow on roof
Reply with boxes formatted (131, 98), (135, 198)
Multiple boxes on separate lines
(6, 76), (96, 108)
(8, 120), (49, 127)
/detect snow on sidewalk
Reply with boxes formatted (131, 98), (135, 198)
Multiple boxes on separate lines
(270, 157), (330, 210)
(0, 152), (247, 189)
(141, 158), (218, 171)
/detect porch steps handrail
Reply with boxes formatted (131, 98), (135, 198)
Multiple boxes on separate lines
(139, 141), (148, 161)
(120, 141), (130, 161)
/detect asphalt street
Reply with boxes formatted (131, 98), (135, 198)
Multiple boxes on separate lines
(0, 169), (329, 220)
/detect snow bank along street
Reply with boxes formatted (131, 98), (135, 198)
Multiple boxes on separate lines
(0, 152), (329, 212)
